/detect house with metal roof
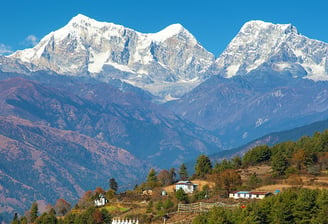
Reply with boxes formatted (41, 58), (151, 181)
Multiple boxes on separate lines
(175, 181), (198, 193)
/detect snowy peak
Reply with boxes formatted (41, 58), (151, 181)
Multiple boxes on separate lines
(150, 23), (192, 42)
(5, 18), (328, 100)
(67, 14), (126, 31)
(214, 20), (328, 81)
(8, 14), (214, 99)
(68, 13), (95, 24)
(240, 20), (298, 36)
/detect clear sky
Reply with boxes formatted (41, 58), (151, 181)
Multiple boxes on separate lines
(0, 0), (327, 57)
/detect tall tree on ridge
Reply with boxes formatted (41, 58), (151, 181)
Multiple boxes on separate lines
(179, 163), (189, 181)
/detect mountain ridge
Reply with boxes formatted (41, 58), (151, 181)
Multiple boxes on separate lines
(7, 14), (214, 99)
(0, 114), (148, 221)
(4, 16), (328, 100)
(212, 20), (328, 80)
(166, 73), (328, 147)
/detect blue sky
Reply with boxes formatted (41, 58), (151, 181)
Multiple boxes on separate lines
(0, 0), (327, 57)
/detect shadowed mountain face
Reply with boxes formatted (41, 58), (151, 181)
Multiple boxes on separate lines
(0, 77), (222, 220)
(0, 77), (221, 166)
(166, 73), (328, 148)
(209, 118), (328, 162)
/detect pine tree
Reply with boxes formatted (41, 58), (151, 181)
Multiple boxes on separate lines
(11, 213), (19, 224)
(147, 168), (157, 182)
(169, 168), (176, 184)
(175, 188), (188, 203)
(271, 151), (289, 176)
(145, 168), (159, 189)
(179, 163), (189, 181)
(109, 178), (118, 192)
(195, 155), (212, 178)
(30, 202), (39, 223)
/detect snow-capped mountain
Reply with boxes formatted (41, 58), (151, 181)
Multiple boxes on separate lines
(3, 18), (328, 100)
(8, 14), (214, 99)
(213, 20), (328, 81)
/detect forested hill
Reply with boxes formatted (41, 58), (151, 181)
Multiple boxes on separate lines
(210, 118), (328, 162)
(193, 188), (328, 223)
(211, 129), (328, 177)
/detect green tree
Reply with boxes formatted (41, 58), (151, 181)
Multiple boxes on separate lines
(312, 189), (328, 223)
(146, 201), (153, 213)
(145, 168), (159, 189)
(169, 168), (176, 184)
(243, 145), (271, 166)
(293, 189), (317, 223)
(109, 178), (118, 192)
(213, 160), (233, 174)
(179, 163), (189, 181)
(147, 168), (157, 182)
(155, 201), (163, 211)
(175, 188), (189, 203)
(63, 212), (76, 224)
(195, 155), (212, 178)
(30, 202), (39, 223)
(270, 190), (295, 224)
(11, 213), (19, 224)
(46, 209), (57, 224)
(192, 206), (232, 224)
(231, 156), (242, 169)
(163, 199), (174, 210)
(271, 151), (289, 176)
(35, 210), (57, 224)
(100, 209), (111, 224)
(20, 217), (28, 224)
(241, 203), (268, 224)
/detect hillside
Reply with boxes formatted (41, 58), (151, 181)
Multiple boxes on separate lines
(210, 118), (328, 161)
(166, 74), (328, 148)
(0, 115), (147, 220)
(0, 77), (221, 167)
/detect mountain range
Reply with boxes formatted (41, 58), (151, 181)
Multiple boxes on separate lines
(4, 14), (214, 100)
(1, 14), (328, 221)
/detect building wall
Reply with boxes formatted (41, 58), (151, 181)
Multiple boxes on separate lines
(229, 192), (268, 199)
(176, 185), (194, 193)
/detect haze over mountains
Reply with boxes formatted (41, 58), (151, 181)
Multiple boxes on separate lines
(1, 14), (328, 221)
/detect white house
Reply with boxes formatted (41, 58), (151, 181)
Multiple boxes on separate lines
(94, 193), (107, 206)
(175, 181), (198, 194)
(229, 191), (272, 199)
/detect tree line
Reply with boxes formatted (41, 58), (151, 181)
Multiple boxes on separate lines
(193, 188), (328, 224)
